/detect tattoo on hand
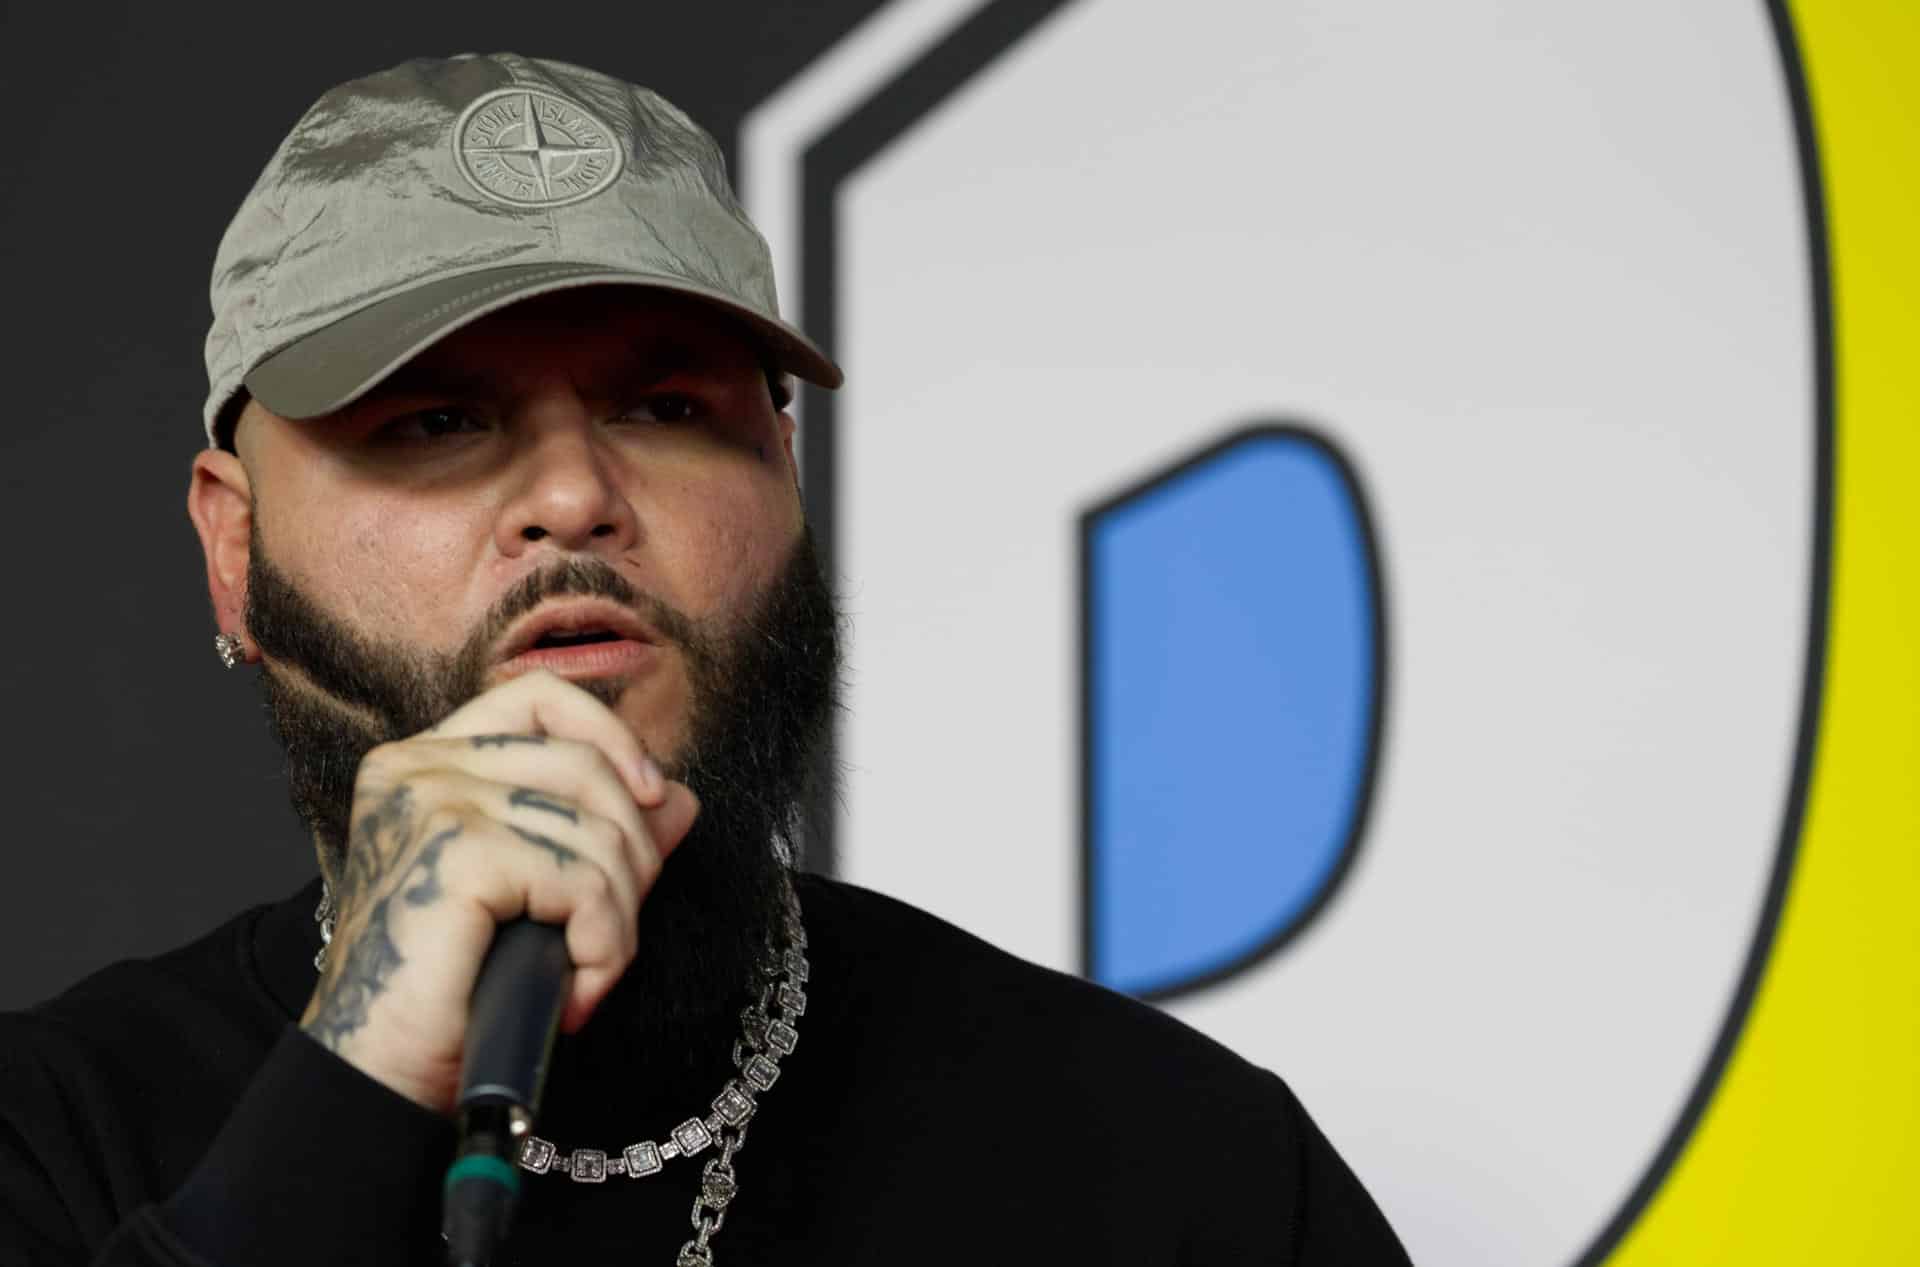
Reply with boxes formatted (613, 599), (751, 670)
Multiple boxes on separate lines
(306, 809), (459, 1052)
(509, 824), (580, 868)
(473, 734), (547, 750)
(401, 826), (459, 908)
(304, 893), (404, 1051)
(338, 786), (416, 910)
(509, 787), (579, 823)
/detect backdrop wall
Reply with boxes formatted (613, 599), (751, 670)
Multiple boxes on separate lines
(2, 2), (1913, 1263)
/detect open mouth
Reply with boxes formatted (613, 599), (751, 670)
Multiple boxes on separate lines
(493, 601), (660, 682)
(531, 629), (624, 650)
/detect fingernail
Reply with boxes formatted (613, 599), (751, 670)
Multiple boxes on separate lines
(636, 753), (663, 799)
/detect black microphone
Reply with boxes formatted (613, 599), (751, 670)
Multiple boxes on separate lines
(442, 919), (573, 1267)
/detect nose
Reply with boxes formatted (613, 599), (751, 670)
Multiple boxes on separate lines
(494, 412), (640, 558)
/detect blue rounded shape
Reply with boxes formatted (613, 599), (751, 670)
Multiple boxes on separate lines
(1085, 427), (1380, 996)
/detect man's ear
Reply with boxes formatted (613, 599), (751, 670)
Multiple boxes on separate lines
(778, 409), (799, 487)
(186, 448), (255, 660)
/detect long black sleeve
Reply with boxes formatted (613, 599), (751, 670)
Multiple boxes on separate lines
(154, 1030), (449, 1266)
(2, 963), (448, 1267)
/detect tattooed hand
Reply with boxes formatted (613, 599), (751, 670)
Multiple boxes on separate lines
(299, 670), (700, 1114)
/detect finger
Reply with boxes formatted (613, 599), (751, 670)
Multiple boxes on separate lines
(425, 670), (664, 806)
(381, 744), (696, 895)
(390, 768), (645, 920)
(503, 777), (697, 918)
(373, 736), (658, 877)
(641, 782), (702, 861)
(533, 783), (699, 1033)
(509, 786), (700, 1033)
(420, 810), (640, 1028)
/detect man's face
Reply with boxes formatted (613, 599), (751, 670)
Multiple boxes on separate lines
(233, 286), (808, 771)
(190, 287), (840, 1077)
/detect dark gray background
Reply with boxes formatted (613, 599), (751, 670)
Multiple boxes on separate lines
(0, 0), (890, 1009)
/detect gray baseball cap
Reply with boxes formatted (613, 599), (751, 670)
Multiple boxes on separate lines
(202, 52), (840, 447)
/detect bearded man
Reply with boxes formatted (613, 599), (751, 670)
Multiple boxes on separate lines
(0, 53), (1410, 1266)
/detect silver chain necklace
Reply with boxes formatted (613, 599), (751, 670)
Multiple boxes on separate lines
(314, 882), (807, 1266)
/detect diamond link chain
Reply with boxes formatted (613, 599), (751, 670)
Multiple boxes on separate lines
(312, 886), (335, 972)
(319, 877), (806, 1266)
(541, 881), (804, 1267)
(680, 1121), (744, 1260)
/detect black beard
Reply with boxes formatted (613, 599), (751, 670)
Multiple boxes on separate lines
(245, 528), (841, 1101)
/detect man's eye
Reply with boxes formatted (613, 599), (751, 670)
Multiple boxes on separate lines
(617, 393), (701, 425)
(378, 406), (486, 442)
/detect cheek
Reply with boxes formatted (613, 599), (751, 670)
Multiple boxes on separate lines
(356, 511), (482, 628)
(653, 473), (801, 617)
(271, 495), (480, 641)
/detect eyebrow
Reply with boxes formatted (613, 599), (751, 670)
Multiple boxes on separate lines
(355, 337), (713, 408)
(603, 337), (705, 397)
(357, 364), (498, 404)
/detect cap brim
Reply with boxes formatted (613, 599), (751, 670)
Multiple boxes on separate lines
(244, 261), (842, 420)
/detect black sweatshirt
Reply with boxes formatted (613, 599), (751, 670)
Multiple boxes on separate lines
(0, 874), (1411, 1265)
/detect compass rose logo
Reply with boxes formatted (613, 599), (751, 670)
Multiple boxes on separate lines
(454, 87), (624, 208)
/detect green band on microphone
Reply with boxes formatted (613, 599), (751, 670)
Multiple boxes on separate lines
(444, 1154), (522, 1196)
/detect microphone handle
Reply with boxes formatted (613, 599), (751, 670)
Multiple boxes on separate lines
(443, 919), (573, 1267)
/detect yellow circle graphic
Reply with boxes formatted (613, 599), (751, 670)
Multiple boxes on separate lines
(1607, 2), (1920, 1262)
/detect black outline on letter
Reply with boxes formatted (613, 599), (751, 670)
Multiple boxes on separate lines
(797, 0), (1082, 874)
(1570, 1), (1832, 1260)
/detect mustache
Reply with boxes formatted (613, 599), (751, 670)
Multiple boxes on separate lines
(471, 557), (702, 663)
(245, 547), (705, 737)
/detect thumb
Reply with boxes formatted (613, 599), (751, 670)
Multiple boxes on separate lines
(643, 781), (702, 857)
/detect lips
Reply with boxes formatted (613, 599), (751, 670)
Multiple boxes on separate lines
(494, 600), (660, 680)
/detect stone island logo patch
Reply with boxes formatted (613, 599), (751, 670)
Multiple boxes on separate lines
(454, 87), (624, 208)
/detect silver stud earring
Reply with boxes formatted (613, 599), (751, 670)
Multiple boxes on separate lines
(213, 632), (245, 669)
